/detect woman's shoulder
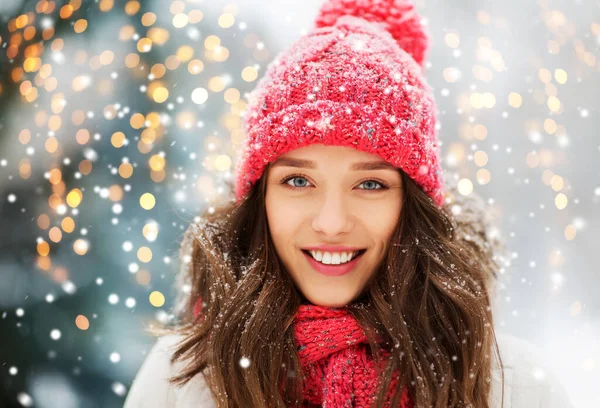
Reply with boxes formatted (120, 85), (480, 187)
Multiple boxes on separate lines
(124, 332), (573, 408)
(489, 330), (574, 408)
(123, 334), (217, 408)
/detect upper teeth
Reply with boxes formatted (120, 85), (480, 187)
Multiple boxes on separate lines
(309, 250), (360, 265)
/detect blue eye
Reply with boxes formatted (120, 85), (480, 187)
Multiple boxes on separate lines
(285, 176), (311, 188)
(359, 180), (383, 190)
(280, 175), (388, 191)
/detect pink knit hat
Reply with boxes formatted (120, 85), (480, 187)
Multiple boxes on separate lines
(235, 0), (444, 207)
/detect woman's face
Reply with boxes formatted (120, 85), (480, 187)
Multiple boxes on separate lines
(265, 144), (403, 308)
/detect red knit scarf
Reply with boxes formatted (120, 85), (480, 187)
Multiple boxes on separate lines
(193, 299), (413, 407)
(294, 304), (413, 408)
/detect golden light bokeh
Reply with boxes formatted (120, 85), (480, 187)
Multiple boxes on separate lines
(564, 224), (576, 241)
(457, 178), (474, 196)
(173, 13), (188, 28)
(215, 155), (232, 171)
(170, 1), (185, 15)
(75, 315), (90, 330)
(165, 55), (180, 70)
(111, 131), (126, 148)
(140, 193), (156, 210)
(60, 5), (73, 19)
(137, 37), (152, 53)
(208, 76), (226, 92)
(443, 67), (462, 83)
(19, 159), (32, 179)
(188, 10), (203, 24)
(148, 27), (169, 45)
(37, 241), (50, 257)
(176, 45), (194, 61)
(143, 222), (159, 241)
(473, 151), (489, 167)
(476, 168), (491, 185)
(538, 68), (552, 83)
(188, 59), (204, 75)
(49, 168), (62, 185)
(554, 68), (568, 84)
(74, 19), (88, 33)
(508, 92), (522, 108)
(152, 86), (169, 103)
(555, 193), (568, 210)
(544, 118), (557, 134)
(213, 46), (229, 62)
(551, 175), (564, 191)
(149, 155), (165, 171)
(204, 35), (220, 50)
(472, 65), (493, 82)
(108, 185), (123, 201)
(38, 214), (51, 229)
(24, 57), (42, 72)
(151, 63), (166, 78)
(224, 88), (240, 104)
(473, 124), (488, 140)
(99, 50), (114, 65)
(526, 151), (540, 168)
(470, 92), (496, 109)
(150, 170), (166, 183)
(130, 113), (145, 129)
(72, 75), (91, 91)
(79, 160), (93, 175)
(137, 246), (152, 263)
(18, 129), (31, 144)
(218, 13), (235, 28)
(124, 53), (139, 69)
(145, 112), (161, 128)
(73, 239), (89, 255)
(61, 217), (75, 233)
(76, 129), (90, 144)
(49, 226), (63, 243)
(99, 0), (114, 12)
(125, 1), (140, 15)
(136, 269), (151, 285)
(66, 188), (83, 208)
(149, 291), (165, 307)
(141, 128), (156, 144)
(119, 162), (134, 178)
(444, 32), (460, 48)
(141, 12), (156, 26)
(547, 96), (561, 112)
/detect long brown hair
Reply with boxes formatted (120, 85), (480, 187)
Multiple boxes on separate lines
(152, 165), (508, 408)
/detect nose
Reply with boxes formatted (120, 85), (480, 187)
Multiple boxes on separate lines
(311, 190), (354, 236)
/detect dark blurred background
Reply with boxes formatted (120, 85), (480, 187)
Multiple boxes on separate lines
(0, 0), (598, 407)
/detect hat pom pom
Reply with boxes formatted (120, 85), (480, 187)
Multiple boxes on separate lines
(315, 0), (429, 66)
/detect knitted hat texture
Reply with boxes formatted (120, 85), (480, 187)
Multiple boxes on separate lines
(235, 0), (444, 207)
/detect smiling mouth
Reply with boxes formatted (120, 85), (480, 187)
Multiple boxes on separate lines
(301, 249), (367, 264)
(300, 248), (367, 277)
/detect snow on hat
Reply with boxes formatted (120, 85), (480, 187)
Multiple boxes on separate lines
(234, 0), (444, 207)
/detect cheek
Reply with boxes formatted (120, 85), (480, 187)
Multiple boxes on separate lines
(359, 200), (401, 234)
(358, 204), (401, 260)
(265, 191), (304, 249)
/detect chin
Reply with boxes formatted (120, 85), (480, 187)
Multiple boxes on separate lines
(303, 290), (359, 308)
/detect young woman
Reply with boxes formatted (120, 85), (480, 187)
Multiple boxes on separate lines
(124, 1), (574, 407)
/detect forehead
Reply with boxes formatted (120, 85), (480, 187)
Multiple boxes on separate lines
(270, 145), (397, 171)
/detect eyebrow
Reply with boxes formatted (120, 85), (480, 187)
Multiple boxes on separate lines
(270, 157), (397, 171)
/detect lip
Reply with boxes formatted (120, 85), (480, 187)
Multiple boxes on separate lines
(302, 244), (365, 252)
(302, 249), (366, 277)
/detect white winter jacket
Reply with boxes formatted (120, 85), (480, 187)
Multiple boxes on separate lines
(123, 330), (574, 407)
